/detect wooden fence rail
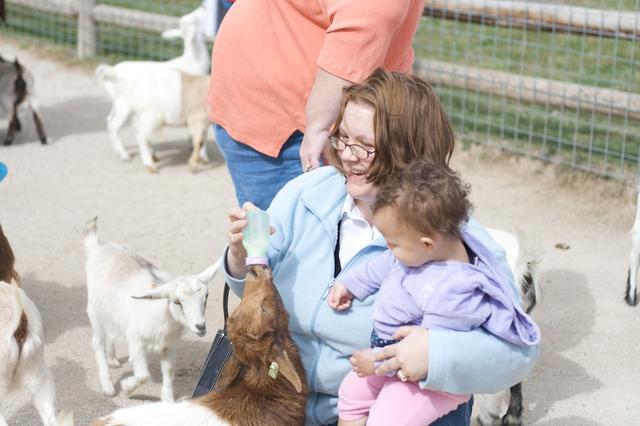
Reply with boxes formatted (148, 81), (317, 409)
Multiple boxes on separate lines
(424, 0), (640, 39)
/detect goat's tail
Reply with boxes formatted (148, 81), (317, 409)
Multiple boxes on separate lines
(83, 216), (100, 251)
(95, 63), (117, 84)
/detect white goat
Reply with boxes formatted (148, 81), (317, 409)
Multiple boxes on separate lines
(479, 228), (542, 426)
(90, 265), (308, 426)
(1, 224), (72, 426)
(96, 5), (212, 172)
(83, 217), (221, 401)
(96, 66), (211, 172)
(626, 189), (640, 306)
(161, 5), (210, 76)
(0, 282), (74, 426)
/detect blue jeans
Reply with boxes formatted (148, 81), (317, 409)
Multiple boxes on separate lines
(214, 124), (304, 210)
(431, 397), (473, 426)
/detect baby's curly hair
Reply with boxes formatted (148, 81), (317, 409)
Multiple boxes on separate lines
(374, 159), (472, 238)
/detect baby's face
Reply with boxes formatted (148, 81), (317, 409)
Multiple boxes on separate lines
(374, 206), (435, 267)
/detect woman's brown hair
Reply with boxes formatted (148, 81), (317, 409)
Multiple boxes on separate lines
(327, 68), (455, 186)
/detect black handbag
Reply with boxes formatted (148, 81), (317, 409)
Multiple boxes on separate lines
(192, 283), (234, 398)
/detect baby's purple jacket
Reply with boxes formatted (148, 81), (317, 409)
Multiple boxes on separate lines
(342, 229), (540, 347)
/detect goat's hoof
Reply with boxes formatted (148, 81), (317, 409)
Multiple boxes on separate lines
(625, 293), (638, 306)
(152, 153), (160, 162)
(121, 377), (142, 395)
(145, 165), (159, 174)
(189, 162), (199, 173)
(3, 140), (12, 146)
(477, 414), (501, 426)
(118, 153), (132, 162)
(101, 385), (116, 398)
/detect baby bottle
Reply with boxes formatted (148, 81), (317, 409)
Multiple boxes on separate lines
(242, 209), (270, 266)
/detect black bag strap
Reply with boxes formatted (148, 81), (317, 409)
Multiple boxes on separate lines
(333, 220), (342, 278)
(222, 282), (230, 330)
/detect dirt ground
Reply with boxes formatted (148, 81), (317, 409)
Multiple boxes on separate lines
(1, 38), (639, 426)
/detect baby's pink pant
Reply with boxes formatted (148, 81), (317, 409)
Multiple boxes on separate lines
(338, 371), (470, 426)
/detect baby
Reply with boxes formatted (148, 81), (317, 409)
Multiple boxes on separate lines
(328, 158), (540, 426)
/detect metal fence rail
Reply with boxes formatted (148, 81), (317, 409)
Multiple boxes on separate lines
(1, 0), (638, 182)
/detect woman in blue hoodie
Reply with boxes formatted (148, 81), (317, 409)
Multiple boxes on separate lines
(222, 68), (539, 425)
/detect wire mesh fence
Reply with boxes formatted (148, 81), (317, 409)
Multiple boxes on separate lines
(1, 0), (638, 182)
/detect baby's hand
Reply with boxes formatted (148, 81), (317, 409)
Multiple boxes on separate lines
(327, 282), (354, 311)
(350, 348), (376, 377)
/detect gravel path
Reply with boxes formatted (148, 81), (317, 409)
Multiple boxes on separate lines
(1, 38), (638, 425)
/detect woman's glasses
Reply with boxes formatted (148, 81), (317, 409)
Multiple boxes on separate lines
(329, 135), (375, 160)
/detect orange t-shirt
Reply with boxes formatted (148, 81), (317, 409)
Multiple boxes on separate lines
(208, 0), (425, 157)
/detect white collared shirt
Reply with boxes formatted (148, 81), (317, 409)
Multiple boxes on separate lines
(338, 195), (383, 268)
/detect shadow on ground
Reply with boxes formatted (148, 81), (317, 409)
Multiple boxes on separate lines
(523, 269), (603, 423)
(19, 275), (88, 344)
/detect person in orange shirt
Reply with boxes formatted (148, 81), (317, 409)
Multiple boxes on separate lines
(208, 0), (425, 210)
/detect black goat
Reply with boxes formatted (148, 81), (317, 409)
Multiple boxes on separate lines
(0, 54), (48, 145)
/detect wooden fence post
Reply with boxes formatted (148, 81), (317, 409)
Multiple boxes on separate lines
(77, 0), (97, 58)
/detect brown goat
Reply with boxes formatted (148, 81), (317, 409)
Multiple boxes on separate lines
(196, 264), (308, 425)
(0, 224), (19, 285)
(92, 264), (308, 426)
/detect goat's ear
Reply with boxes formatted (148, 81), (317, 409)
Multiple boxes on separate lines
(198, 257), (221, 284)
(271, 345), (303, 393)
(131, 283), (175, 300)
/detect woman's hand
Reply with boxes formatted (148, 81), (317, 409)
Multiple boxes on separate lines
(299, 129), (327, 172)
(327, 282), (354, 310)
(227, 202), (276, 279)
(373, 326), (430, 382)
(227, 202), (254, 278)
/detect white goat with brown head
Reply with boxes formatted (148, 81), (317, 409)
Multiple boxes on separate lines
(83, 217), (220, 402)
(91, 264), (308, 426)
(0, 225), (73, 426)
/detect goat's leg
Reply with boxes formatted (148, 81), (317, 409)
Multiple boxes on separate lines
(24, 361), (58, 426)
(501, 383), (523, 425)
(626, 231), (640, 305)
(3, 107), (20, 145)
(187, 115), (209, 172)
(0, 412), (8, 426)
(106, 339), (120, 368)
(120, 340), (150, 396)
(27, 97), (48, 144)
(477, 389), (509, 426)
(159, 346), (176, 402)
(87, 310), (115, 396)
(106, 101), (132, 161)
(134, 114), (161, 173)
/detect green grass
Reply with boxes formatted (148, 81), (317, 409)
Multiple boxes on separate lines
(414, 17), (639, 93)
